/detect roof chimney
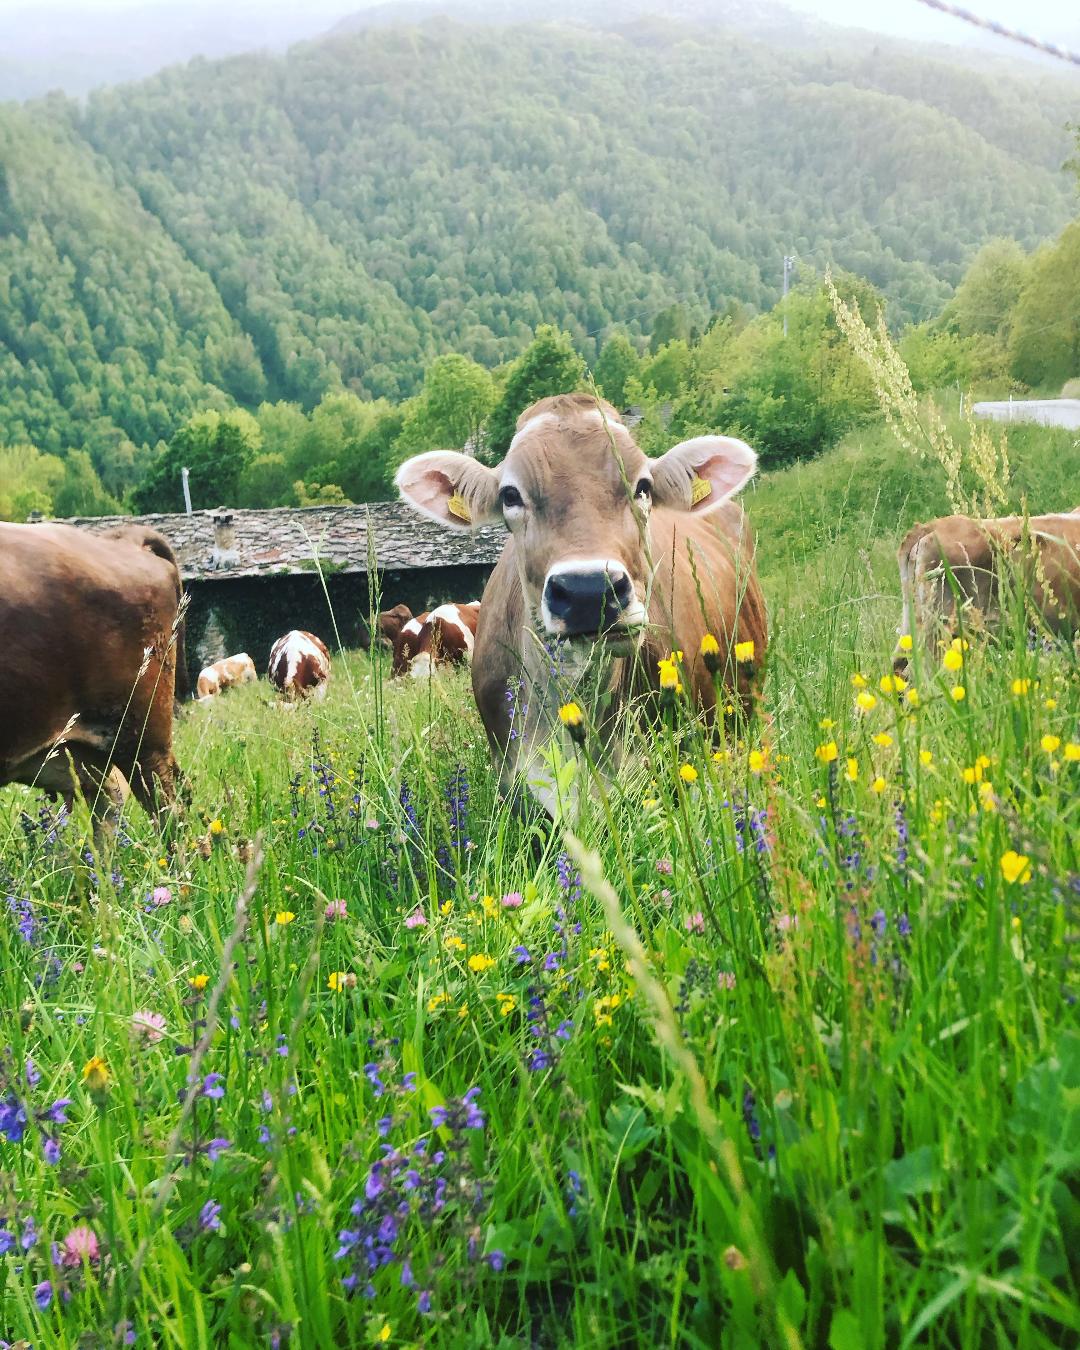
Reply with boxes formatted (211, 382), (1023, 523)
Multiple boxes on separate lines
(209, 507), (239, 570)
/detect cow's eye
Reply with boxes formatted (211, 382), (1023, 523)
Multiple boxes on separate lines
(499, 485), (525, 511)
(634, 478), (652, 501)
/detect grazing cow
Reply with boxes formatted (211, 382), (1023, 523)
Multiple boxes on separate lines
(895, 508), (1080, 671)
(102, 524), (190, 702)
(396, 393), (767, 814)
(392, 602), (482, 678)
(268, 631), (331, 701)
(196, 653), (257, 702)
(0, 522), (184, 820)
(358, 603), (415, 653)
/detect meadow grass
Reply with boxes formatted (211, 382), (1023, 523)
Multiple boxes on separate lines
(1, 462), (1078, 1348)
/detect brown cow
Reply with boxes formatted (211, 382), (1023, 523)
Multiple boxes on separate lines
(396, 393), (767, 814)
(895, 508), (1080, 671)
(102, 524), (189, 702)
(196, 653), (257, 702)
(268, 630), (331, 701)
(391, 602), (482, 678)
(0, 522), (183, 820)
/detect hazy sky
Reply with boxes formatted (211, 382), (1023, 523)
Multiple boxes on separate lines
(0, 0), (1076, 30)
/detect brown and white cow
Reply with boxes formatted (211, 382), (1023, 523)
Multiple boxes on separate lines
(396, 393), (767, 814)
(0, 521), (184, 821)
(392, 602), (482, 679)
(268, 631), (331, 701)
(895, 508), (1080, 671)
(357, 604), (415, 654)
(196, 653), (257, 702)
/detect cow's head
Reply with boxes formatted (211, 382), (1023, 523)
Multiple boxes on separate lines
(396, 393), (757, 639)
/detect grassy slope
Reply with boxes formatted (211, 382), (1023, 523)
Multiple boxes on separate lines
(0, 422), (1077, 1346)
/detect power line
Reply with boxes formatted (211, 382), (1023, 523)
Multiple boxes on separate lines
(913, 0), (1080, 68)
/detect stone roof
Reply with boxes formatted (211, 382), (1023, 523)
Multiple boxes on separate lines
(67, 503), (505, 582)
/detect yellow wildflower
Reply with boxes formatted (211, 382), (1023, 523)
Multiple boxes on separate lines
(457, 1003), (469, 1020)
(819, 717), (835, 730)
(855, 691), (877, 712)
(880, 674), (907, 694)
(950, 637), (969, 651)
(748, 748), (767, 774)
(658, 658), (682, 695)
(1065, 742), (1080, 762)
(978, 780), (996, 812)
(815, 741), (838, 764)
(871, 776), (886, 794)
(1011, 678), (1031, 696)
(999, 850), (1032, 885)
(679, 764), (699, 785)
(872, 732), (893, 749)
(208, 818), (224, 836)
(897, 634), (913, 652)
(327, 971), (353, 991)
(468, 953), (496, 973)
(711, 749), (730, 765)
(950, 685), (966, 702)
(734, 639), (755, 663)
(919, 749), (933, 766)
(445, 935), (466, 953)
(943, 648), (963, 673)
(700, 633), (721, 673)
(82, 1056), (110, 1092)
(496, 993), (515, 1017)
(427, 992), (450, 1013)
(376, 1325), (391, 1344)
(1040, 734), (1061, 753)
(440, 900), (453, 916)
(851, 672), (867, 689)
(1044, 697), (1058, 711)
(905, 688), (920, 708)
(559, 703), (584, 742)
(189, 973), (210, 991)
(845, 758), (859, 782)
(275, 911), (296, 926)
(815, 795), (827, 809)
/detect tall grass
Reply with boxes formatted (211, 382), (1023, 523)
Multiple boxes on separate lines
(1, 460), (1077, 1348)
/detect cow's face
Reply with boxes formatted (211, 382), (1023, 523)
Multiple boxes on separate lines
(396, 394), (757, 640)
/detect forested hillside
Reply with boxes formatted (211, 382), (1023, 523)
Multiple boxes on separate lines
(0, 15), (1076, 510)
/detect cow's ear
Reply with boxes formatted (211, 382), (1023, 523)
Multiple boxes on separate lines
(649, 435), (757, 514)
(395, 451), (501, 531)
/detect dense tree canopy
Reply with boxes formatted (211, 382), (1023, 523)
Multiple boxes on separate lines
(0, 21), (1076, 518)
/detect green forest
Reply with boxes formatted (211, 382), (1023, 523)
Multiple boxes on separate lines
(0, 16), (1078, 519)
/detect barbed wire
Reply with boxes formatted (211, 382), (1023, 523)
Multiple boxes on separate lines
(913, 0), (1080, 67)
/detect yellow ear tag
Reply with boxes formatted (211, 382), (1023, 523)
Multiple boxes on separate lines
(447, 492), (472, 524)
(690, 474), (712, 506)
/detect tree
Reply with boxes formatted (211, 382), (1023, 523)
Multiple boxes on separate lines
(397, 354), (496, 453)
(593, 334), (641, 408)
(131, 409), (261, 514)
(52, 449), (120, 518)
(1008, 221), (1080, 391)
(649, 304), (691, 354)
(0, 443), (65, 520)
(940, 239), (1028, 340)
(485, 325), (586, 458)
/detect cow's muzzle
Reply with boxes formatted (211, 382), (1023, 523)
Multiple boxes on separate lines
(541, 561), (641, 637)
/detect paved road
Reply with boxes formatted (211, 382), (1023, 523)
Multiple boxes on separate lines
(973, 398), (1080, 430)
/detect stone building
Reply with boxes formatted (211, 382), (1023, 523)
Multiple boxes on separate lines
(69, 504), (503, 685)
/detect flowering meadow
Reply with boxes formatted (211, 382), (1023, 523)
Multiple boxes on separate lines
(1, 518), (1079, 1348)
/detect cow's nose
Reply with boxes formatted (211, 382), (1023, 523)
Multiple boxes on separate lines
(543, 564), (634, 635)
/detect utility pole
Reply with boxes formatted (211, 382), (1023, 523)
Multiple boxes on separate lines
(181, 466), (193, 515)
(782, 255), (795, 337)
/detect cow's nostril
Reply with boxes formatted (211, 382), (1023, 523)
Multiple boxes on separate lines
(608, 569), (633, 607)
